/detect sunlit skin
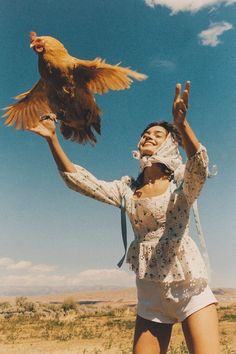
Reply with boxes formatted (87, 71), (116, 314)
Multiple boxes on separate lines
(138, 126), (168, 157)
(27, 81), (220, 353)
(133, 126), (170, 199)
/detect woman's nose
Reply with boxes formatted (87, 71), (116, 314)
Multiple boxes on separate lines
(146, 132), (154, 139)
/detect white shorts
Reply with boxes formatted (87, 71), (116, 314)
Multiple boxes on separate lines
(136, 277), (217, 324)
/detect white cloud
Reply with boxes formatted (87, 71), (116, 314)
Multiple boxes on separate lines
(0, 257), (55, 273)
(8, 261), (32, 270)
(0, 258), (14, 267)
(0, 274), (64, 287)
(0, 257), (134, 289)
(150, 58), (176, 70)
(31, 264), (56, 273)
(144, 0), (236, 14)
(198, 21), (233, 46)
(0, 268), (135, 288)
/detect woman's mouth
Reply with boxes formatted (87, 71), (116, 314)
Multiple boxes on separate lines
(143, 141), (156, 146)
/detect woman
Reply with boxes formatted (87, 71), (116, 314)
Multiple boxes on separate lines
(28, 81), (220, 353)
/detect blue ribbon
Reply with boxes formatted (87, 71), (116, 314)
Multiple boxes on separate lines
(117, 197), (127, 268)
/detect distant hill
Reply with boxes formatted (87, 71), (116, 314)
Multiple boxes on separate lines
(0, 287), (235, 306)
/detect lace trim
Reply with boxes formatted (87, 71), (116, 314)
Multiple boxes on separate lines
(126, 239), (208, 283)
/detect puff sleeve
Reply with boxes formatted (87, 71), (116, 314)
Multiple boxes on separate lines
(59, 164), (131, 208)
(183, 145), (209, 206)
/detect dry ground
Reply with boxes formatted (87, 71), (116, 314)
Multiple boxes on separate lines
(0, 288), (235, 354)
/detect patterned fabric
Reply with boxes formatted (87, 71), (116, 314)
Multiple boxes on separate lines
(60, 145), (209, 284)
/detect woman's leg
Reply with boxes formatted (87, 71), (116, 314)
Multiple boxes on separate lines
(133, 315), (173, 354)
(182, 304), (220, 354)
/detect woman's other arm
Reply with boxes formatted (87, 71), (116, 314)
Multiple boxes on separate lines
(27, 117), (127, 207)
(172, 82), (209, 205)
(172, 81), (200, 159)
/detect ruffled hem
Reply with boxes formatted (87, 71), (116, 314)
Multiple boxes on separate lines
(126, 239), (208, 284)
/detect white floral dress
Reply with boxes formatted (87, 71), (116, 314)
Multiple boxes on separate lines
(60, 145), (209, 286)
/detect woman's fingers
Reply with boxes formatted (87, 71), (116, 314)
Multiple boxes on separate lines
(183, 90), (189, 109)
(174, 83), (182, 102)
(176, 100), (188, 116)
(173, 81), (190, 122)
(185, 80), (190, 92)
(174, 81), (190, 107)
(183, 81), (190, 108)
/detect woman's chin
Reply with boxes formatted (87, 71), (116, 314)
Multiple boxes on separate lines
(140, 149), (154, 156)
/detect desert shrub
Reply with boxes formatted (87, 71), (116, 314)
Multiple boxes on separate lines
(106, 318), (135, 330)
(0, 302), (11, 310)
(92, 349), (102, 354)
(220, 313), (236, 322)
(15, 297), (27, 307)
(80, 326), (100, 339)
(168, 342), (188, 354)
(15, 296), (36, 312)
(55, 331), (74, 341)
(45, 319), (64, 330)
(61, 297), (77, 313)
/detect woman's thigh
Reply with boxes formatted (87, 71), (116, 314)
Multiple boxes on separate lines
(182, 304), (220, 354)
(133, 315), (173, 354)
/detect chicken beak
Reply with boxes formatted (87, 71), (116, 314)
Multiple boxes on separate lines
(30, 42), (35, 48)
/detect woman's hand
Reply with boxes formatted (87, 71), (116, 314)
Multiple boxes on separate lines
(26, 114), (57, 141)
(27, 114), (76, 172)
(172, 81), (190, 128)
(172, 81), (200, 158)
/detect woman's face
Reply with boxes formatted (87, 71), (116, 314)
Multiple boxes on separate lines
(139, 125), (168, 156)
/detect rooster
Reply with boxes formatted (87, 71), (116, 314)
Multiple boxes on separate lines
(2, 32), (147, 144)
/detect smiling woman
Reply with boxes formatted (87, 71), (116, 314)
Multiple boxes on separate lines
(139, 125), (168, 156)
(25, 80), (220, 353)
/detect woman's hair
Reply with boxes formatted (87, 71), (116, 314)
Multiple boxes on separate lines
(140, 120), (182, 146)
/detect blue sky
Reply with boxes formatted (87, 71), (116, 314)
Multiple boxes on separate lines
(0, 0), (235, 292)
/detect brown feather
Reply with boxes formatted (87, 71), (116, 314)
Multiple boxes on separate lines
(2, 107), (13, 118)
(23, 106), (31, 129)
(74, 57), (147, 96)
(2, 79), (51, 130)
(5, 110), (16, 126)
(15, 111), (23, 130)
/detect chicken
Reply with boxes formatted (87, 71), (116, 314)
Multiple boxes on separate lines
(2, 32), (147, 144)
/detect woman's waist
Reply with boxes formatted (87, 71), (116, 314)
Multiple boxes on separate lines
(133, 227), (189, 243)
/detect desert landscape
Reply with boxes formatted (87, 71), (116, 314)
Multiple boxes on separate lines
(0, 288), (235, 354)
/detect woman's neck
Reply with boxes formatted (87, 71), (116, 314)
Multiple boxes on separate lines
(142, 163), (168, 185)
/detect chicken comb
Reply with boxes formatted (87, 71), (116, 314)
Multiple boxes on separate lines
(30, 31), (37, 41)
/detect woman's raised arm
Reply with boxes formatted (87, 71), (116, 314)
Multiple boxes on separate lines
(172, 81), (209, 205)
(27, 117), (128, 208)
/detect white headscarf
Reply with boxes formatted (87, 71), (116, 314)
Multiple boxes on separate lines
(132, 133), (185, 184)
